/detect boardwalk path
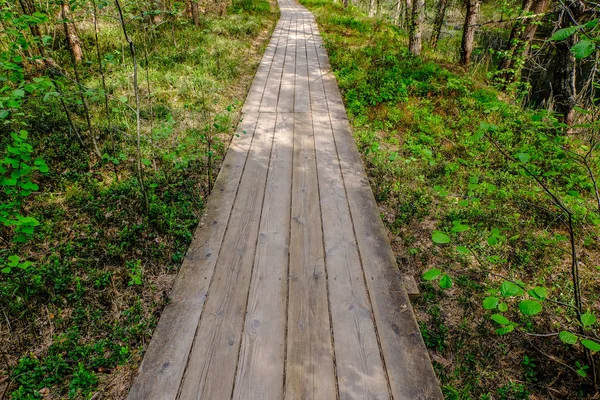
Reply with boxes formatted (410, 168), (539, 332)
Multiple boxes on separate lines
(128, 1), (442, 398)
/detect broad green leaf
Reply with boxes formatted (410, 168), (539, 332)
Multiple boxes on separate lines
(432, 231), (450, 244)
(519, 300), (542, 316)
(439, 274), (453, 289)
(487, 236), (498, 246)
(491, 314), (510, 325)
(500, 281), (520, 297)
(495, 325), (514, 335)
(451, 224), (470, 233)
(570, 40), (595, 59)
(516, 153), (530, 163)
(456, 246), (469, 255)
(584, 18), (598, 30)
(532, 286), (547, 300)
(1, 267), (11, 274)
(581, 312), (597, 328)
(550, 26), (578, 41)
(498, 302), (508, 312)
(559, 331), (578, 345)
(581, 339), (600, 352)
(7, 255), (19, 267)
(423, 268), (442, 281)
(482, 296), (499, 310)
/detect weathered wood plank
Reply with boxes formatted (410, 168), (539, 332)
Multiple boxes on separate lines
(178, 112), (276, 399)
(306, 20), (328, 113)
(330, 116), (443, 400)
(294, 17), (310, 113)
(285, 112), (336, 400)
(232, 112), (294, 400)
(277, 15), (297, 112)
(243, 19), (285, 113)
(313, 112), (389, 400)
(260, 17), (291, 113)
(127, 112), (260, 400)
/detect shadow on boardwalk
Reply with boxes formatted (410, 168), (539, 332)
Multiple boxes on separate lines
(128, 0), (442, 398)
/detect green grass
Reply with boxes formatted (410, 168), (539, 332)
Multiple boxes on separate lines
(300, 0), (599, 398)
(0, 1), (277, 398)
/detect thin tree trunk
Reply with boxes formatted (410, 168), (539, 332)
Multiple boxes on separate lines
(409, 0), (425, 55)
(496, 0), (549, 85)
(393, 0), (402, 25)
(403, 0), (412, 28)
(430, 0), (448, 48)
(17, 0), (46, 58)
(115, 0), (149, 212)
(552, 0), (585, 125)
(460, 0), (480, 67)
(59, 1), (83, 63)
(369, 0), (378, 17)
(191, 0), (200, 25)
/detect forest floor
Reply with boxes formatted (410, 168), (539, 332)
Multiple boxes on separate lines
(0, 3), (277, 399)
(301, 1), (600, 399)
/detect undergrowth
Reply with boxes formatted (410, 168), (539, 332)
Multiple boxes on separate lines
(0, 1), (277, 398)
(301, 0), (599, 398)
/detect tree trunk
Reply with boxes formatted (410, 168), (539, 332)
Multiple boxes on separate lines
(59, 1), (83, 63)
(17, 0), (46, 58)
(552, 0), (586, 125)
(409, 0), (425, 55)
(496, 0), (548, 85)
(403, 0), (412, 29)
(393, 0), (402, 25)
(369, 0), (377, 17)
(430, 0), (448, 48)
(460, 0), (480, 67)
(190, 0), (200, 25)
(343, 0), (349, 8)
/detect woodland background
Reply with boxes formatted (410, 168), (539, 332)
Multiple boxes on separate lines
(0, 0), (599, 398)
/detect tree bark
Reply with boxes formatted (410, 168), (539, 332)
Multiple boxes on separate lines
(190, 0), (200, 25)
(59, 1), (83, 63)
(460, 0), (480, 67)
(409, 0), (425, 55)
(552, 0), (586, 125)
(17, 0), (46, 58)
(496, 0), (548, 85)
(393, 0), (402, 25)
(403, 0), (412, 29)
(430, 0), (449, 48)
(369, 0), (378, 17)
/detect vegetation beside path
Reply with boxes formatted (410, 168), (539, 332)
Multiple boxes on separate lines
(0, 1), (277, 398)
(302, 0), (600, 398)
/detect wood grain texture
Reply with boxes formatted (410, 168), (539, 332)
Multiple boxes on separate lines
(330, 116), (443, 400)
(285, 112), (336, 400)
(130, 1), (442, 398)
(232, 112), (294, 400)
(313, 112), (389, 400)
(178, 113), (276, 399)
(127, 112), (260, 400)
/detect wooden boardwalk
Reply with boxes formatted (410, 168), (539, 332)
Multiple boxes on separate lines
(128, 1), (442, 398)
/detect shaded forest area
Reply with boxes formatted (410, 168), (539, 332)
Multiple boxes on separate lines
(301, 0), (600, 397)
(0, 0), (277, 398)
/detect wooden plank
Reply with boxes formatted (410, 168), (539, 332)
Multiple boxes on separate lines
(306, 20), (328, 113)
(243, 19), (285, 113)
(294, 17), (310, 113)
(178, 112), (277, 399)
(260, 17), (291, 113)
(313, 112), (389, 400)
(277, 15), (297, 112)
(128, 112), (260, 400)
(285, 112), (336, 400)
(330, 116), (443, 400)
(232, 112), (294, 400)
